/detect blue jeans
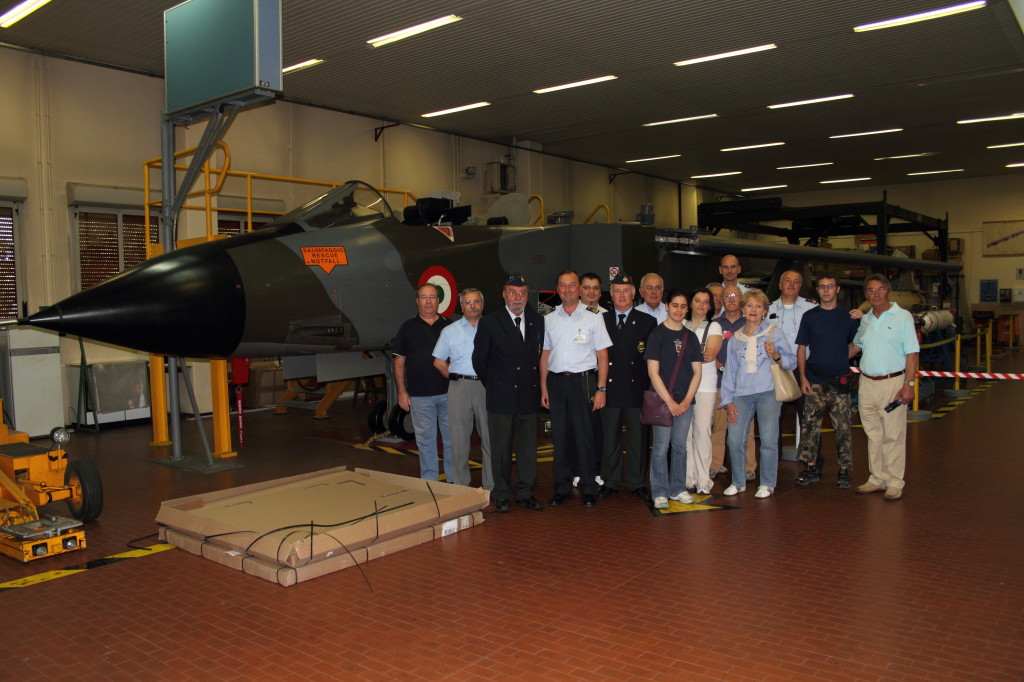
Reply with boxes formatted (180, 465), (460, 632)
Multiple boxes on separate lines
(409, 394), (452, 481)
(728, 390), (781, 488)
(649, 408), (693, 500)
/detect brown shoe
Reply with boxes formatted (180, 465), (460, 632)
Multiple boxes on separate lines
(856, 482), (886, 494)
(883, 488), (903, 501)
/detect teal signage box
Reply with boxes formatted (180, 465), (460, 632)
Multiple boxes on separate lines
(164, 0), (281, 117)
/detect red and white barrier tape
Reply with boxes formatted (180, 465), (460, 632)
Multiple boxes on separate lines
(850, 367), (1023, 380)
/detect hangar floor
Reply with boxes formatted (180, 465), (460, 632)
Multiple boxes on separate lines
(2, 352), (1022, 681)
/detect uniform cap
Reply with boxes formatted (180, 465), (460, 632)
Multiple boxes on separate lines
(610, 272), (634, 285)
(504, 272), (528, 286)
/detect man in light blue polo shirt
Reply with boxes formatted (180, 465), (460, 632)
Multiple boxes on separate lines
(853, 273), (920, 501)
(433, 288), (491, 489)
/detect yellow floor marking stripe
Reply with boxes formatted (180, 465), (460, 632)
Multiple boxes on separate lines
(107, 544), (175, 559)
(0, 544), (173, 591)
(0, 569), (86, 589)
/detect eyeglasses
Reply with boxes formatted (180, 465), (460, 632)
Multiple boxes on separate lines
(723, 293), (740, 299)
(866, 286), (889, 294)
(817, 283), (837, 290)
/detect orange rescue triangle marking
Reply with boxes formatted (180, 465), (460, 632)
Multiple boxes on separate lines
(652, 494), (736, 516)
(302, 246), (348, 274)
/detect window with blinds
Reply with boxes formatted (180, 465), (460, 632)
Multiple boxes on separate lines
(77, 210), (158, 290)
(217, 217), (269, 235)
(0, 206), (17, 318)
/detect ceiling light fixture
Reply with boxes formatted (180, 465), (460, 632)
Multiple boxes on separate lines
(282, 59), (324, 74)
(906, 169), (964, 175)
(957, 112), (1024, 124)
(853, 1), (986, 32)
(874, 152), (936, 160)
(421, 101), (490, 118)
(0, 0), (51, 28)
(367, 15), (462, 48)
(768, 94), (854, 109)
(720, 142), (785, 152)
(643, 114), (718, 127)
(987, 142), (1024, 149)
(533, 75), (617, 94)
(829, 128), (903, 138)
(741, 185), (788, 192)
(674, 43), (777, 66)
(820, 177), (871, 184)
(777, 162), (833, 169)
(625, 154), (681, 163)
(1006, 162), (1024, 168)
(691, 171), (742, 179)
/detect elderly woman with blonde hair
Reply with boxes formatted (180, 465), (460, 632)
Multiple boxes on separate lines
(719, 289), (796, 499)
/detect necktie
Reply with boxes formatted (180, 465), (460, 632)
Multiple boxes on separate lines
(618, 313), (625, 330)
(514, 316), (523, 341)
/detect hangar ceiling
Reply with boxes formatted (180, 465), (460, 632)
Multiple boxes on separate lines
(2, 0), (1023, 196)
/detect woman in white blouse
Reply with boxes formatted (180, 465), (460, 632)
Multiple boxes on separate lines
(683, 287), (723, 495)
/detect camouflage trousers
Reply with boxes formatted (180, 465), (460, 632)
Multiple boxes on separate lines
(797, 383), (853, 469)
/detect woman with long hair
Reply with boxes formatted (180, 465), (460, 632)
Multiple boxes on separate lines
(644, 289), (704, 509)
(684, 287), (723, 495)
(719, 289), (796, 499)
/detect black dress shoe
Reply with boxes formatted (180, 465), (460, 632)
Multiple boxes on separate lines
(598, 485), (618, 498)
(516, 496), (544, 511)
(581, 494), (597, 508)
(631, 487), (652, 502)
(548, 493), (570, 507)
(494, 499), (511, 513)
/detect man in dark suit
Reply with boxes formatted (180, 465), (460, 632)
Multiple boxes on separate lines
(600, 273), (658, 500)
(472, 273), (545, 513)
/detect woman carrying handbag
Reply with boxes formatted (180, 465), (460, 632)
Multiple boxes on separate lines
(719, 289), (797, 499)
(643, 289), (704, 510)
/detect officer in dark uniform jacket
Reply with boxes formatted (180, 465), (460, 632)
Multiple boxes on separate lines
(472, 273), (545, 513)
(600, 273), (658, 498)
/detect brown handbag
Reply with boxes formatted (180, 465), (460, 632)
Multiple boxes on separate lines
(640, 331), (687, 426)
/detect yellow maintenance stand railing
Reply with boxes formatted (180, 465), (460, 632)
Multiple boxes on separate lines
(142, 142), (416, 458)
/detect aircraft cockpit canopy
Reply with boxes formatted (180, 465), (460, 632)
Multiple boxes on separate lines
(277, 180), (395, 230)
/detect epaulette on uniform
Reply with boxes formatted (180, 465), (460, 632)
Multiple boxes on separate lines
(586, 306), (600, 313)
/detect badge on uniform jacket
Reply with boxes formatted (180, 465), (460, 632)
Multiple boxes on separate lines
(637, 341), (645, 353)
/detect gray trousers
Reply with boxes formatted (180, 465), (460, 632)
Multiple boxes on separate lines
(447, 378), (493, 489)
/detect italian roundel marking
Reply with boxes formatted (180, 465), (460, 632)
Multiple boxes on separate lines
(419, 266), (457, 318)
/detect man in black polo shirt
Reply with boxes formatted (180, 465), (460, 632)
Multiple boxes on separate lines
(394, 283), (452, 481)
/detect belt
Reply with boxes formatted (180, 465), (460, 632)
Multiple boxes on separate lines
(449, 373), (480, 381)
(861, 370), (904, 380)
(555, 369), (597, 377)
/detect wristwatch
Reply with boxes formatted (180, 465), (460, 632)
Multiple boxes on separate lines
(596, 386), (607, 393)
(906, 380), (916, 387)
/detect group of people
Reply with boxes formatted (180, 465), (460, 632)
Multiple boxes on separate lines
(393, 253), (920, 512)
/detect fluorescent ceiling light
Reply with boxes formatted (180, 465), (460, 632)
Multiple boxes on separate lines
(957, 112), (1024, 124)
(854, 1), (986, 32)
(829, 128), (903, 138)
(874, 152), (936, 160)
(768, 94), (854, 109)
(820, 177), (871, 184)
(533, 75), (617, 94)
(421, 102), (490, 118)
(643, 114), (718, 127)
(625, 154), (681, 163)
(0, 0), (51, 28)
(987, 142), (1024, 149)
(741, 185), (788, 192)
(282, 59), (324, 74)
(1006, 162), (1024, 168)
(674, 44), (777, 66)
(720, 142), (785, 152)
(691, 171), (742, 179)
(907, 169), (964, 175)
(367, 15), (462, 48)
(777, 162), (833, 169)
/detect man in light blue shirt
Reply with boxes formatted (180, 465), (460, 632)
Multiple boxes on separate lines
(433, 288), (492, 489)
(853, 273), (920, 501)
(635, 272), (668, 324)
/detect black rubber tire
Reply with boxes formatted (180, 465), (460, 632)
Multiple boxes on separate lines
(65, 459), (104, 523)
(367, 400), (388, 434)
(387, 404), (416, 441)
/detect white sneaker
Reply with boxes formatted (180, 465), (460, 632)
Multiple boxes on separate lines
(670, 491), (695, 504)
(696, 487), (711, 495)
(572, 476), (580, 487)
(595, 476), (604, 486)
(754, 485), (774, 498)
(653, 496), (669, 509)
(723, 484), (745, 496)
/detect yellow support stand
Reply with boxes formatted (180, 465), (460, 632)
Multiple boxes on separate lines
(209, 359), (236, 459)
(944, 334), (970, 398)
(148, 355), (170, 446)
(986, 322), (993, 374)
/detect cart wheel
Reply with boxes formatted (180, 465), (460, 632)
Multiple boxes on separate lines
(387, 404), (416, 441)
(367, 400), (388, 435)
(65, 459), (104, 523)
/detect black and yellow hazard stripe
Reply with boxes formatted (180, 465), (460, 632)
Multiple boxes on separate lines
(0, 544), (174, 591)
